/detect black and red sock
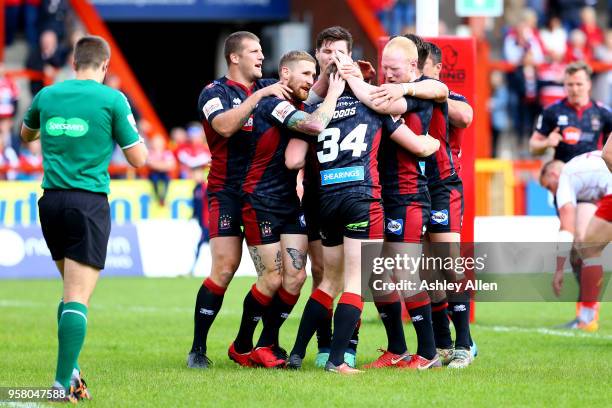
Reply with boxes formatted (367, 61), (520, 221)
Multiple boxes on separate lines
(329, 293), (363, 366)
(431, 301), (452, 349)
(257, 286), (300, 348)
(234, 284), (272, 353)
(191, 278), (226, 353)
(291, 289), (333, 358)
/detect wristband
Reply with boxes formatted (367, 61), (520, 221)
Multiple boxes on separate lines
(401, 83), (410, 95)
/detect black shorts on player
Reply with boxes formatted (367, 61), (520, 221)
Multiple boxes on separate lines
(302, 187), (322, 242)
(242, 194), (307, 246)
(319, 193), (384, 247)
(207, 189), (244, 238)
(428, 174), (464, 234)
(38, 189), (111, 270)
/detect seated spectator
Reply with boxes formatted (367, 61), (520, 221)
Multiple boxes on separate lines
(564, 29), (592, 63)
(0, 63), (19, 152)
(593, 29), (612, 105)
(489, 70), (510, 157)
(0, 136), (18, 180)
(169, 126), (188, 157)
(39, 0), (70, 42)
(540, 15), (567, 57)
(147, 134), (176, 206)
(579, 6), (604, 52)
(537, 51), (566, 108)
(25, 30), (67, 96)
(557, 0), (596, 32)
(17, 139), (43, 180)
(5, 0), (40, 47)
(504, 15), (545, 65)
(176, 123), (211, 179)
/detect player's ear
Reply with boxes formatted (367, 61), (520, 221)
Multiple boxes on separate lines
(280, 65), (291, 80)
(229, 52), (240, 65)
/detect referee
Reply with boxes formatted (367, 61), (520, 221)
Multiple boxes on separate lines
(20, 35), (147, 401)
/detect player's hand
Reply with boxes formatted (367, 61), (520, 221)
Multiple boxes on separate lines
(357, 60), (376, 83)
(334, 50), (354, 66)
(258, 82), (293, 100)
(419, 134), (440, 157)
(327, 72), (346, 99)
(335, 61), (362, 80)
(548, 127), (562, 148)
(370, 83), (406, 107)
(552, 269), (564, 297)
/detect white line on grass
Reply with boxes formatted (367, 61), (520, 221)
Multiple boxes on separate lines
(475, 324), (612, 340)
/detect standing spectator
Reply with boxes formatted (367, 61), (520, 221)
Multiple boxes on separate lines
(176, 123), (211, 179)
(5, 0), (40, 47)
(540, 15), (568, 58)
(39, 0), (71, 42)
(537, 51), (567, 108)
(489, 70), (511, 157)
(503, 17), (545, 65)
(564, 29), (592, 63)
(147, 134), (176, 206)
(579, 6), (604, 52)
(17, 139), (43, 180)
(593, 29), (612, 106)
(26, 30), (67, 96)
(555, 0), (596, 32)
(0, 63), (19, 149)
(0, 134), (18, 180)
(509, 50), (541, 145)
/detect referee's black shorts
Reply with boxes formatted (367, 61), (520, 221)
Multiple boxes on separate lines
(38, 189), (111, 270)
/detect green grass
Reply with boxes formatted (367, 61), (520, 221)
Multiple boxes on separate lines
(1, 277), (611, 407)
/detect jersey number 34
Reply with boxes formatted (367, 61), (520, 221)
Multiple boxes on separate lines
(317, 124), (368, 163)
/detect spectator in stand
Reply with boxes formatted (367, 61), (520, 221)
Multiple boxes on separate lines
(565, 29), (592, 63)
(105, 73), (141, 122)
(54, 27), (86, 83)
(579, 6), (604, 52)
(176, 123), (211, 179)
(593, 29), (612, 105)
(17, 139), (43, 180)
(0, 135), (18, 180)
(538, 50), (567, 108)
(39, 0), (71, 42)
(190, 167), (209, 274)
(555, 0), (596, 32)
(5, 0), (41, 47)
(489, 70), (511, 157)
(26, 30), (67, 96)
(147, 134), (176, 206)
(503, 11), (545, 65)
(508, 50), (541, 147)
(169, 126), (188, 156)
(540, 15), (568, 58)
(0, 63), (19, 149)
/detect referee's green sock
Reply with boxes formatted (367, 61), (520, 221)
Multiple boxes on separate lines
(57, 300), (81, 375)
(55, 302), (88, 389)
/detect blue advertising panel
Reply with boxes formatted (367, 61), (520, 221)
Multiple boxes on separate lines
(0, 225), (144, 279)
(91, 0), (289, 21)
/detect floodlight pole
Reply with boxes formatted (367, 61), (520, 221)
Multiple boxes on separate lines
(416, 0), (439, 37)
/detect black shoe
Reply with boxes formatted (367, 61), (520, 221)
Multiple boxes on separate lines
(187, 347), (212, 369)
(272, 345), (288, 360)
(287, 354), (302, 369)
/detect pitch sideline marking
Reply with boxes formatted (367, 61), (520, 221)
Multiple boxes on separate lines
(474, 324), (612, 340)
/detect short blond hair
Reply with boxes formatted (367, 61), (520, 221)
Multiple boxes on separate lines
(279, 50), (316, 73)
(383, 36), (418, 62)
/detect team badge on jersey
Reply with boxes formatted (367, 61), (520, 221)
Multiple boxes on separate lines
(431, 210), (449, 225)
(232, 98), (242, 108)
(591, 115), (601, 131)
(219, 215), (232, 230)
(386, 218), (403, 235)
(260, 221), (273, 237)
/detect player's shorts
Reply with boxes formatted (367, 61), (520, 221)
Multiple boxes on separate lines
(38, 189), (111, 270)
(208, 188), (243, 239)
(319, 193), (384, 247)
(428, 174), (464, 233)
(383, 191), (431, 243)
(595, 194), (612, 222)
(302, 187), (321, 242)
(242, 194), (306, 246)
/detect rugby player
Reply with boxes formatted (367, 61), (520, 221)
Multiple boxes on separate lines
(21, 35), (147, 400)
(188, 31), (293, 369)
(286, 58), (440, 373)
(530, 61), (612, 328)
(229, 51), (346, 368)
(540, 150), (612, 330)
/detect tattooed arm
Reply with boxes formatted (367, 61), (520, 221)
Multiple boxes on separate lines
(285, 73), (345, 136)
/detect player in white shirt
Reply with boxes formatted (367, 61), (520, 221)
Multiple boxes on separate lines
(540, 150), (611, 331)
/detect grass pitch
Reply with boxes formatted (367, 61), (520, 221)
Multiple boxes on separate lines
(1, 277), (611, 407)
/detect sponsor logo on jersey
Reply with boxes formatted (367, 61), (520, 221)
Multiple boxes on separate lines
(219, 215), (232, 230)
(386, 218), (403, 235)
(562, 126), (581, 145)
(557, 115), (569, 126)
(431, 209), (449, 225)
(346, 221), (369, 231)
(331, 107), (356, 120)
(203, 97), (223, 120)
(320, 166), (365, 185)
(591, 115), (600, 131)
(45, 117), (89, 137)
(260, 221), (273, 237)
(271, 100), (296, 123)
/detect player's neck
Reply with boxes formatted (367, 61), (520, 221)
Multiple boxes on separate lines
(568, 97), (590, 109)
(226, 68), (255, 89)
(75, 69), (103, 83)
